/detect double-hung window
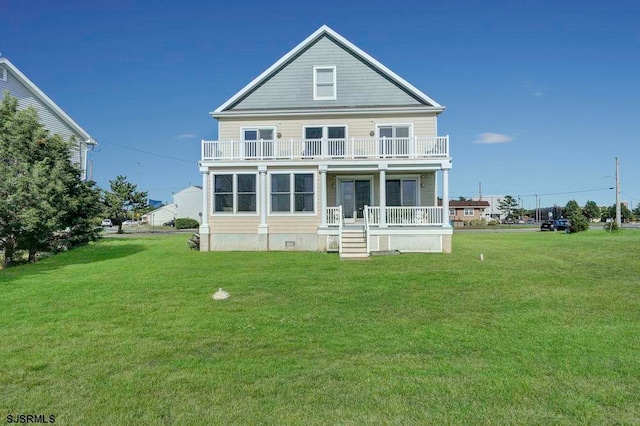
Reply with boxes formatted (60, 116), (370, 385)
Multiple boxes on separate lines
(303, 125), (346, 156)
(313, 66), (336, 100)
(464, 208), (474, 217)
(213, 173), (257, 213)
(270, 173), (315, 213)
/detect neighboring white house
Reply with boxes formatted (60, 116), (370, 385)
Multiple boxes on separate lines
(146, 204), (176, 226)
(0, 56), (96, 180)
(173, 185), (203, 223)
(199, 25), (452, 258)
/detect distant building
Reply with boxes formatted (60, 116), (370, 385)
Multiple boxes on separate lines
(173, 185), (203, 223)
(441, 200), (490, 226)
(472, 195), (505, 222)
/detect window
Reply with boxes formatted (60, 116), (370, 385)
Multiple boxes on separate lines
(243, 127), (275, 157)
(270, 173), (315, 213)
(304, 125), (346, 156)
(386, 179), (418, 206)
(449, 209), (455, 216)
(378, 125), (411, 156)
(213, 174), (256, 213)
(0, 67), (6, 81)
(464, 208), (474, 216)
(313, 66), (336, 100)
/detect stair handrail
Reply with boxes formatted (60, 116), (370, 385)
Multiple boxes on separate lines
(338, 205), (343, 254)
(364, 205), (370, 254)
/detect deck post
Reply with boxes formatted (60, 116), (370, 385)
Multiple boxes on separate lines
(442, 168), (451, 227)
(320, 166), (327, 226)
(199, 168), (210, 251)
(379, 165), (387, 227)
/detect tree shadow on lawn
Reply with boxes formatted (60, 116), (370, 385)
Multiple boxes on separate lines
(0, 238), (147, 284)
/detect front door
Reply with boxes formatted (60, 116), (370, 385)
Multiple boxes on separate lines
(339, 179), (371, 219)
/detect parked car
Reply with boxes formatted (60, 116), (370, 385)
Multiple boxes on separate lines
(101, 219), (112, 227)
(554, 219), (571, 231)
(163, 219), (175, 227)
(540, 220), (555, 231)
(122, 220), (139, 226)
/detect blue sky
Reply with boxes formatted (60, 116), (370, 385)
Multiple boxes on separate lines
(2, 0), (638, 210)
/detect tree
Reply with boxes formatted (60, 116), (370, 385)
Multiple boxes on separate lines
(564, 200), (588, 233)
(634, 206), (640, 221)
(102, 176), (148, 234)
(498, 195), (518, 220)
(0, 93), (102, 267)
(583, 200), (600, 222)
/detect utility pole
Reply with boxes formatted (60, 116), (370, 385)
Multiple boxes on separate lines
(616, 157), (621, 228)
(535, 194), (539, 221)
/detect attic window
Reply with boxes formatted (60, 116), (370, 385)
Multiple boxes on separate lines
(0, 67), (6, 82)
(313, 66), (336, 100)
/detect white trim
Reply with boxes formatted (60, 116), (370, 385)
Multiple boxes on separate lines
(211, 172), (260, 215)
(239, 125), (277, 140)
(385, 174), (421, 206)
(0, 58), (96, 144)
(336, 174), (375, 219)
(267, 170), (318, 216)
(213, 106), (444, 118)
(212, 25), (442, 114)
(375, 123), (414, 138)
(313, 66), (337, 100)
(301, 123), (348, 138)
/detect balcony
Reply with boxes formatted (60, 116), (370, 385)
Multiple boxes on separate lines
(201, 136), (449, 162)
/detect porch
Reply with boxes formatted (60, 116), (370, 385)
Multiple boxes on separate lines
(201, 136), (449, 162)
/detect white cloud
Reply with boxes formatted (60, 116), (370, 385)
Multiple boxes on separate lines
(178, 133), (197, 139)
(473, 132), (513, 144)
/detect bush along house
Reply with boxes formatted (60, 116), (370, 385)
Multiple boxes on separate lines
(199, 26), (452, 259)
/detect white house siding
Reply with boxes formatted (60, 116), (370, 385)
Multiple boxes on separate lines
(0, 64), (88, 174)
(173, 185), (203, 223)
(218, 113), (437, 141)
(148, 205), (176, 226)
(230, 35), (427, 111)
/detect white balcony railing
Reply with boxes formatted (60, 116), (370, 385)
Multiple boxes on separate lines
(202, 136), (449, 162)
(365, 206), (444, 226)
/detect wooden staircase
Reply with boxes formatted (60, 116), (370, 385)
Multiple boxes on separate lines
(339, 226), (369, 260)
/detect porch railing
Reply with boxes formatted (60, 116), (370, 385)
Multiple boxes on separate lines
(365, 206), (444, 226)
(202, 136), (449, 162)
(326, 206), (342, 227)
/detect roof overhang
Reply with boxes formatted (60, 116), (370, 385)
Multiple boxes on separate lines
(0, 57), (97, 145)
(211, 105), (445, 119)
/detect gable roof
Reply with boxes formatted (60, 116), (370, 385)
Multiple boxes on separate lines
(213, 25), (443, 116)
(0, 57), (96, 144)
(440, 200), (490, 208)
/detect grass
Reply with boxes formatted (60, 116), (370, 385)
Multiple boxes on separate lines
(1, 231), (639, 424)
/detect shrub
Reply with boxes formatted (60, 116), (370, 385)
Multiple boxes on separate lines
(567, 212), (589, 233)
(175, 218), (200, 229)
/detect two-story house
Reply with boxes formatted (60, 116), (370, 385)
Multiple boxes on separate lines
(0, 56), (96, 179)
(199, 26), (452, 258)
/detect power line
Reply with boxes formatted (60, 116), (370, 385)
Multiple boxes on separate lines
(95, 140), (198, 164)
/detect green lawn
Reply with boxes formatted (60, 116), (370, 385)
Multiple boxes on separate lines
(1, 231), (639, 424)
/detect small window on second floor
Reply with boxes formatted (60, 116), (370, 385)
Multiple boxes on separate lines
(464, 208), (474, 216)
(0, 67), (7, 82)
(314, 66), (336, 100)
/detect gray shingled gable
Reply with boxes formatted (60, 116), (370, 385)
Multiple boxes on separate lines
(226, 34), (431, 111)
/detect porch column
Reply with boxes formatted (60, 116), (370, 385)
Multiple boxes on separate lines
(199, 168), (210, 251)
(442, 168), (451, 227)
(258, 166), (268, 228)
(320, 166), (327, 226)
(379, 166), (387, 227)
